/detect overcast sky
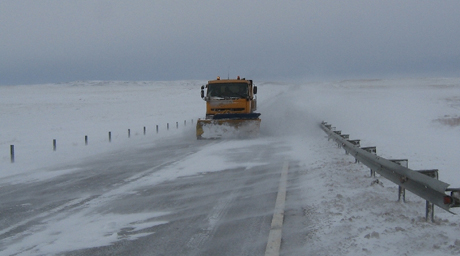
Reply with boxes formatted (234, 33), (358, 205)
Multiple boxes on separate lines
(1, 0), (459, 85)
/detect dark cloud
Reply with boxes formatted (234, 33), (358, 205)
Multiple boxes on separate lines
(1, 0), (460, 85)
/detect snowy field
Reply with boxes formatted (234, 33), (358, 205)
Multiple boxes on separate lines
(1, 77), (460, 255)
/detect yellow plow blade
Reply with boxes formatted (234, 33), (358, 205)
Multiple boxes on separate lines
(196, 118), (261, 139)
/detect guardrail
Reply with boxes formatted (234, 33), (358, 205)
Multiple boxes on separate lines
(321, 121), (460, 222)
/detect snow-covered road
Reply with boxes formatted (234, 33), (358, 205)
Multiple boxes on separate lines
(0, 135), (291, 255)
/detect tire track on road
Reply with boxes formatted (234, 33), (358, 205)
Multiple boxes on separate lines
(184, 191), (237, 256)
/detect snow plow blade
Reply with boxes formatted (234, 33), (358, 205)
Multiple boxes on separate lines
(196, 118), (261, 139)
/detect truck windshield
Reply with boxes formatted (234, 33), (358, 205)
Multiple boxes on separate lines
(207, 83), (248, 98)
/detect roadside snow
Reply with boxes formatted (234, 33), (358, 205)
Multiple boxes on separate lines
(0, 80), (203, 181)
(283, 133), (460, 255)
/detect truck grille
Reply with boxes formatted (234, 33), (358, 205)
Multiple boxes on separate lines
(211, 108), (245, 112)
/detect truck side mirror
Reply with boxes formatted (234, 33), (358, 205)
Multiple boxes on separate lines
(201, 85), (204, 98)
(253, 86), (257, 94)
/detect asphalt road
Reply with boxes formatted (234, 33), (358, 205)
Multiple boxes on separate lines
(0, 136), (303, 255)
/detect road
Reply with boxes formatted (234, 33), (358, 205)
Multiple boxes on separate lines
(0, 135), (304, 255)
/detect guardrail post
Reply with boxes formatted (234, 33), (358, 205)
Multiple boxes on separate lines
(416, 169), (439, 222)
(10, 145), (14, 163)
(128, 129), (131, 138)
(348, 140), (361, 162)
(324, 124), (331, 142)
(362, 147), (377, 154)
(426, 201), (434, 222)
(348, 140), (360, 147)
(398, 186), (405, 203)
(109, 131), (112, 142)
(390, 159), (409, 203)
(85, 135), (88, 145)
(340, 135), (349, 154)
(53, 139), (57, 151)
(362, 147), (377, 177)
(333, 131), (342, 148)
(156, 125), (159, 133)
(144, 126), (146, 135)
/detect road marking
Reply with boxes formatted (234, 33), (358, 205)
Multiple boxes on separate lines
(265, 160), (289, 256)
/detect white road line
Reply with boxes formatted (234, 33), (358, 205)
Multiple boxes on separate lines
(265, 160), (289, 256)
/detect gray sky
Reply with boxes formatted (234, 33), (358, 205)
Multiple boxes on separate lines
(1, 0), (460, 85)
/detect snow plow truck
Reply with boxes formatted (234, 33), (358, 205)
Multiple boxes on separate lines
(196, 76), (261, 139)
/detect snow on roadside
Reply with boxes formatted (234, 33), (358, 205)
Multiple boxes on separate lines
(0, 80), (204, 181)
(287, 134), (460, 256)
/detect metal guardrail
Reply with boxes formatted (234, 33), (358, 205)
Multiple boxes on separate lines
(321, 121), (460, 221)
